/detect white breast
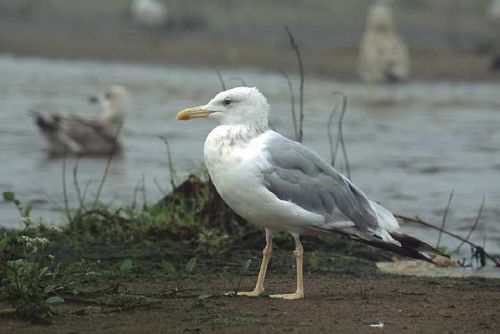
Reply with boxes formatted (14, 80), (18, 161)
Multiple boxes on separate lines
(204, 126), (324, 233)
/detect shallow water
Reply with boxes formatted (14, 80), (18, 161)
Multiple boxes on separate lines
(0, 55), (499, 257)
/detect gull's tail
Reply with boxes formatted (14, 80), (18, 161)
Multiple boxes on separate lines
(319, 201), (448, 264)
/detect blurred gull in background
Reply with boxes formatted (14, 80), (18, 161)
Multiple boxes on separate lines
(487, 0), (500, 20)
(358, 0), (410, 83)
(131, 0), (169, 27)
(31, 85), (130, 157)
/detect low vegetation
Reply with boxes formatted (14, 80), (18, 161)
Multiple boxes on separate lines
(0, 174), (391, 322)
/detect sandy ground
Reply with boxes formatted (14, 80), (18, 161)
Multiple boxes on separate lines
(2, 273), (499, 333)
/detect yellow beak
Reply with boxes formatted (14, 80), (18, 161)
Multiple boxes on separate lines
(176, 106), (211, 121)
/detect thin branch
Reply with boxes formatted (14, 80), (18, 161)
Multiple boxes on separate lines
(91, 123), (122, 210)
(229, 76), (247, 86)
(216, 70), (226, 91)
(437, 191), (454, 248)
(159, 135), (176, 190)
(62, 150), (72, 223)
(454, 195), (485, 253)
(131, 178), (141, 210)
(395, 214), (500, 267)
(330, 92), (350, 179)
(72, 154), (84, 210)
(327, 101), (337, 166)
(81, 178), (93, 204)
(141, 173), (147, 208)
(279, 70), (298, 141)
(284, 26), (304, 142)
(153, 177), (167, 196)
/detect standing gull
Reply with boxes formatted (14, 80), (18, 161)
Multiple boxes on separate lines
(358, 0), (410, 83)
(176, 87), (442, 299)
(32, 85), (130, 156)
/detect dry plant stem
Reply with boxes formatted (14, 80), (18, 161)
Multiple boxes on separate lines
(131, 178), (141, 210)
(395, 214), (500, 267)
(454, 195), (485, 253)
(229, 76), (248, 86)
(73, 154), (84, 210)
(81, 178), (92, 203)
(141, 173), (147, 207)
(217, 70), (226, 91)
(331, 92), (350, 179)
(327, 101), (337, 166)
(437, 191), (454, 248)
(91, 123), (122, 211)
(153, 177), (167, 196)
(284, 26), (304, 143)
(159, 136), (176, 189)
(279, 70), (298, 141)
(62, 150), (72, 223)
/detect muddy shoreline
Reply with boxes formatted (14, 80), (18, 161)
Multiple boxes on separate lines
(2, 271), (499, 333)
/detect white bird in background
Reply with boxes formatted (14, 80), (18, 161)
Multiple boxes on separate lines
(487, 0), (500, 20)
(131, 0), (169, 27)
(32, 85), (130, 157)
(176, 87), (443, 299)
(358, 0), (410, 83)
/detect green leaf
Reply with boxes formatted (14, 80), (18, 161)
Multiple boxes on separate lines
(23, 204), (32, 217)
(46, 296), (65, 305)
(2, 191), (15, 202)
(185, 258), (197, 275)
(43, 284), (57, 294)
(3, 191), (16, 202)
(162, 261), (176, 275)
(119, 259), (133, 273)
(39, 266), (49, 278)
(240, 259), (252, 275)
(198, 292), (212, 300)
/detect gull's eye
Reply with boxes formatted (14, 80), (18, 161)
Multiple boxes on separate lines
(105, 92), (112, 99)
(223, 98), (232, 106)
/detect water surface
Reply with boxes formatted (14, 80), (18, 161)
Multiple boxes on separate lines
(0, 56), (499, 256)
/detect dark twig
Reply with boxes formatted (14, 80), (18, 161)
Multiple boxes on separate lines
(62, 150), (71, 223)
(454, 195), (485, 253)
(395, 214), (500, 267)
(131, 178), (141, 210)
(141, 173), (147, 208)
(216, 70), (226, 91)
(81, 178), (92, 204)
(229, 76), (248, 87)
(279, 70), (298, 141)
(327, 100), (337, 166)
(437, 191), (454, 248)
(91, 123), (122, 210)
(72, 154), (84, 210)
(159, 135), (176, 189)
(153, 177), (167, 196)
(330, 92), (350, 179)
(284, 26), (304, 142)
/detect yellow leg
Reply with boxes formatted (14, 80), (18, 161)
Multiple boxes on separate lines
(227, 229), (273, 297)
(270, 234), (304, 300)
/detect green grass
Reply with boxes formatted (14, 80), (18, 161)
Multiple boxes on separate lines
(0, 170), (392, 322)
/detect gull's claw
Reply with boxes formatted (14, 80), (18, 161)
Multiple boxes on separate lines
(225, 289), (263, 297)
(269, 292), (304, 300)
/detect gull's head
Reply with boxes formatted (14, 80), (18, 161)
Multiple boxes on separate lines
(99, 85), (131, 122)
(367, 1), (395, 32)
(176, 87), (269, 129)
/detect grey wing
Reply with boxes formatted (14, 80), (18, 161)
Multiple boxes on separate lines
(261, 134), (379, 232)
(60, 116), (119, 153)
(61, 116), (109, 140)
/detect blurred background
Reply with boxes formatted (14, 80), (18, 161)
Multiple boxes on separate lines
(0, 0), (499, 254)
